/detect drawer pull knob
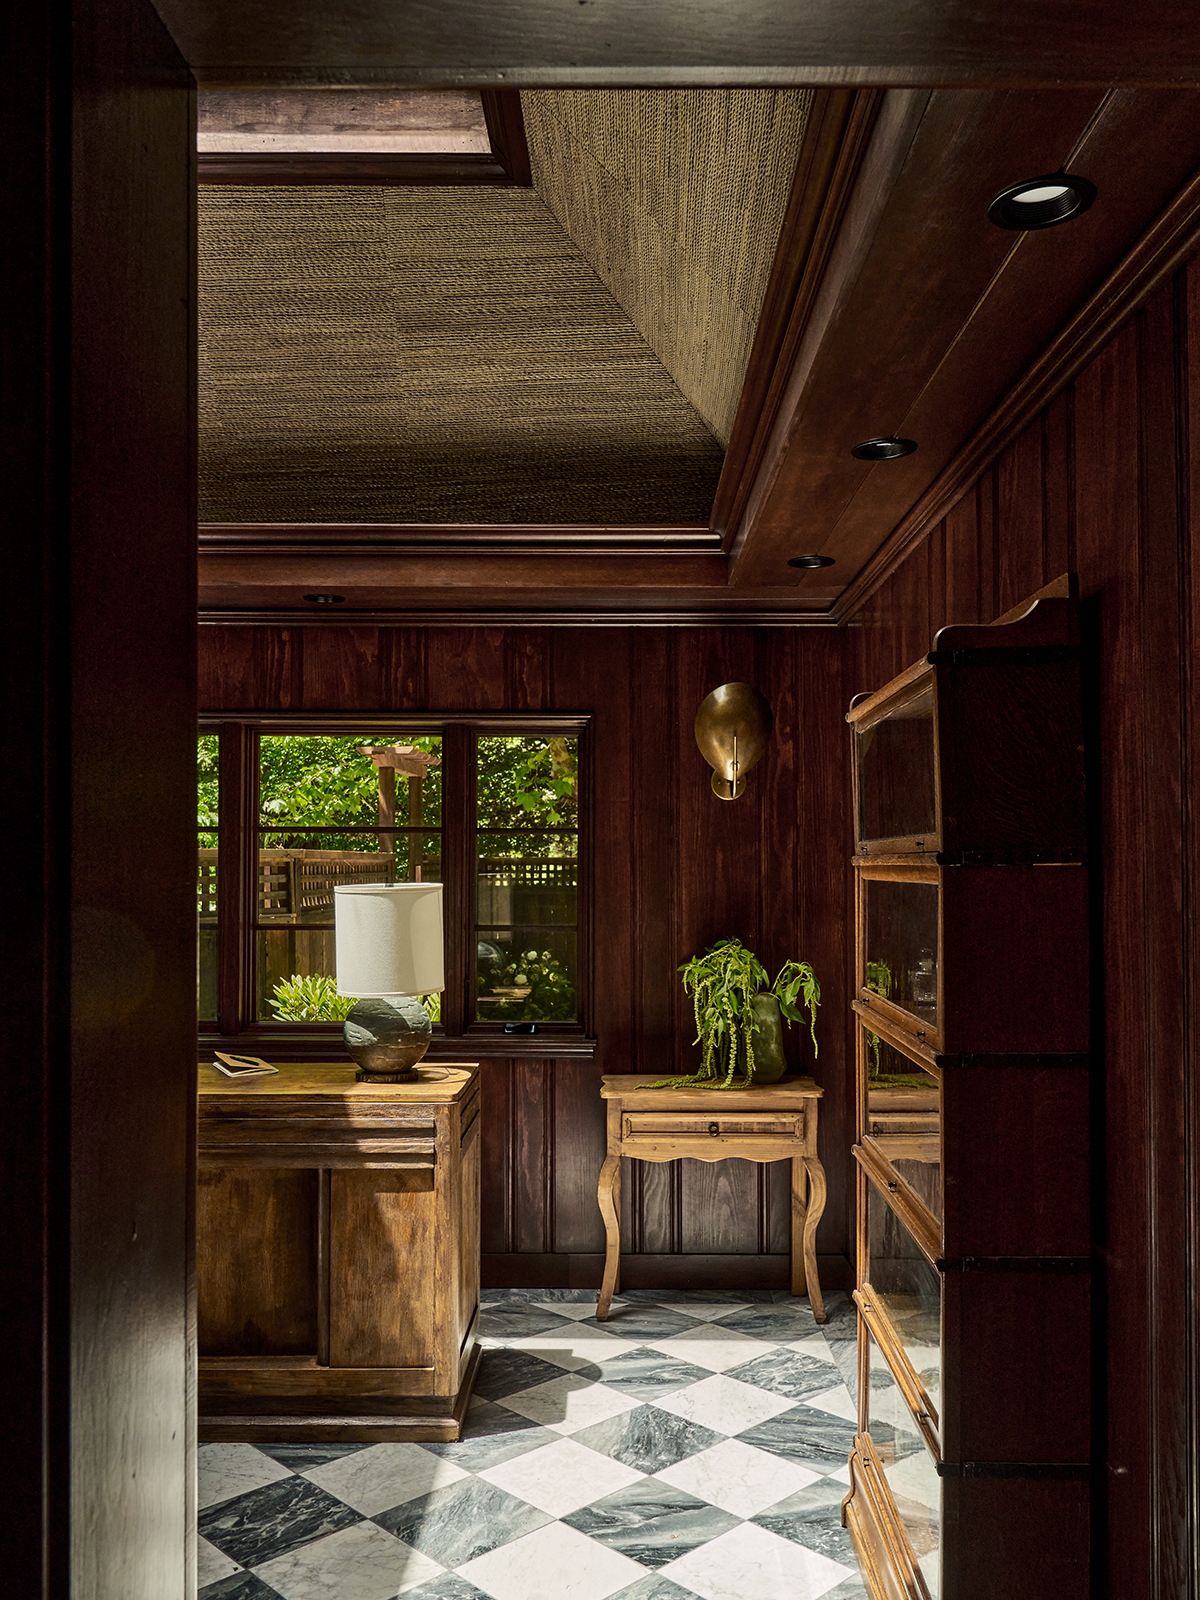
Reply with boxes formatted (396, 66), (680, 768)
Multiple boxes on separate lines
(708, 1121), (720, 1137)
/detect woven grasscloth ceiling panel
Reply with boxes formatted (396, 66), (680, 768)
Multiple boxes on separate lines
(198, 186), (723, 524)
(523, 90), (812, 447)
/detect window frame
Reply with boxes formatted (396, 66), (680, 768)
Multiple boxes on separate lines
(198, 711), (594, 1060)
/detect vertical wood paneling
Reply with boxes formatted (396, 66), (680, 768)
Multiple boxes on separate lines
(626, 629), (677, 1251)
(1042, 392), (1073, 582)
(1073, 320), (1149, 1598)
(478, 1061), (512, 1256)
(383, 626), (429, 709)
(200, 626), (298, 708)
(997, 414), (1046, 612)
(551, 630), (630, 1255)
(1135, 282), (1191, 1598)
(425, 627), (506, 709)
(512, 1059), (553, 1253)
(300, 627), (382, 709)
(793, 631), (853, 1258)
(944, 491), (985, 628)
(1183, 254), (1200, 1600)
(505, 628), (552, 709)
(675, 630), (765, 1250)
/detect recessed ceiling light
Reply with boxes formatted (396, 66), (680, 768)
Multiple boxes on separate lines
(851, 437), (917, 462)
(988, 172), (1096, 231)
(303, 593), (345, 604)
(788, 554), (836, 569)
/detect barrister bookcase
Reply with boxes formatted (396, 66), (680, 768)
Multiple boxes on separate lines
(197, 1062), (481, 1442)
(840, 589), (1091, 1600)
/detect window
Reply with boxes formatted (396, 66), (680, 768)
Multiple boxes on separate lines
(198, 718), (588, 1053)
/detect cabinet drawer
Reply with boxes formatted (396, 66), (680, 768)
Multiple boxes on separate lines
(622, 1111), (805, 1142)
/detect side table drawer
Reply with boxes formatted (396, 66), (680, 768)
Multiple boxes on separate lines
(622, 1111), (805, 1142)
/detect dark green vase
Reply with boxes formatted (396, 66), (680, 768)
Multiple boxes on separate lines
(739, 993), (788, 1083)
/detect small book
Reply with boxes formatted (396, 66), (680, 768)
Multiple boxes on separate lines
(213, 1052), (279, 1077)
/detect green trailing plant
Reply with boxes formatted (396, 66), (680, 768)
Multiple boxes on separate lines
(269, 973), (441, 1025)
(644, 937), (821, 1090)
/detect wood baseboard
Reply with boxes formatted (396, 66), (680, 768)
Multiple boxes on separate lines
(482, 1252), (854, 1291)
(198, 1344), (480, 1443)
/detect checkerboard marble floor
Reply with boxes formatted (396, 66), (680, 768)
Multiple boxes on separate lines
(198, 1287), (869, 1600)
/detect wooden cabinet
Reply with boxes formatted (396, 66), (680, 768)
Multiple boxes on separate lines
(197, 1062), (481, 1442)
(841, 592), (1091, 1600)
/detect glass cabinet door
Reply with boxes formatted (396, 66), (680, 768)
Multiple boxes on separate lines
(855, 680), (938, 850)
(863, 876), (940, 1034)
(865, 1329), (941, 1598)
(862, 1027), (942, 1225)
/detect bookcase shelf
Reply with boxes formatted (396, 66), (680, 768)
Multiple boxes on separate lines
(841, 589), (1091, 1600)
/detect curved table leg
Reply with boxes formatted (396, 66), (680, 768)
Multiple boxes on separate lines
(802, 1156), (828, 1323)
(596, 1153), (621, 1320)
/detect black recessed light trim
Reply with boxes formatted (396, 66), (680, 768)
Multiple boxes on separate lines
(851, 437), (917, 462)
(988, 172), (1096, 232)
(303, 592), (345, 604)
(788, 554), (836, 569)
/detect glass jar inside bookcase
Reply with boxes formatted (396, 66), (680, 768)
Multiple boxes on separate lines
(863, 877), (940, 1030)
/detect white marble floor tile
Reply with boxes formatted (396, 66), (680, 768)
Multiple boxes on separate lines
(525, 1299), (608, 1321)
(800, 1384), (858, 1423)
(649, 1299), (750, 1323)
(655, 1373), (796, 1435)
(198, 1442), (295, 1510)
(647, 1325), (778, 1373)
(787, 1337), (841, 1364)
(302, 1442), (469, 1516)
(521, 1327), (630, 1371)
(499, 1373), (641, 1435)
(253, 1519), (444, 1599)
(655, 1437), (821, 1518)
(658, 1520), (856, 1600)
(478, 1436), (645, 1517)
(826, 1462), (853, 1487)
(457, 1518), (646, 1600)
(197, 1533), (241, 1587)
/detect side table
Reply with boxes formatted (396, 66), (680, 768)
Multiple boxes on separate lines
(596, 1074), (827, 1323)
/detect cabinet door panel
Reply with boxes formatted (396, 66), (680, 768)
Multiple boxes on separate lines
(458, 1123), (481, 1361)
(330, 1170), (436, 1369)
(198, 1167), (319, 1356)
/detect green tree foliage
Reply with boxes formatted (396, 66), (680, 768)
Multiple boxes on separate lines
(257, 734), (443, 849)
(477, 735), (577, 855)
(198, 733), (219, 847)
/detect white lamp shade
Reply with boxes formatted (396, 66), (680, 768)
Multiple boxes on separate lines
(334, 882), (444, 997)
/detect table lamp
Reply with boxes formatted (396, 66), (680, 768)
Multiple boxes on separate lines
(334, 882), (444, 1082)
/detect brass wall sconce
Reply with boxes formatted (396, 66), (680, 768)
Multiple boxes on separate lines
(694, 683), (773, 800)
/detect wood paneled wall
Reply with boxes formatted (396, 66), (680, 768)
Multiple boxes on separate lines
(844, 259), (1200, 1595)
(3, 0), (196, 1594)
(200, 624), (855, 1284)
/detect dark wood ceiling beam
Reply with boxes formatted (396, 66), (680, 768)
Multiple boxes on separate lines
(712, 85), (885, 545)
(151, 0), (1200, 87)
(833, 150), (1200, 622)
(726, 87), (1200, 595)
(199, 522), (721, 553)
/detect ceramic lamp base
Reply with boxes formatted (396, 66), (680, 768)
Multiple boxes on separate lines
(344, 995), (432, 1081)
